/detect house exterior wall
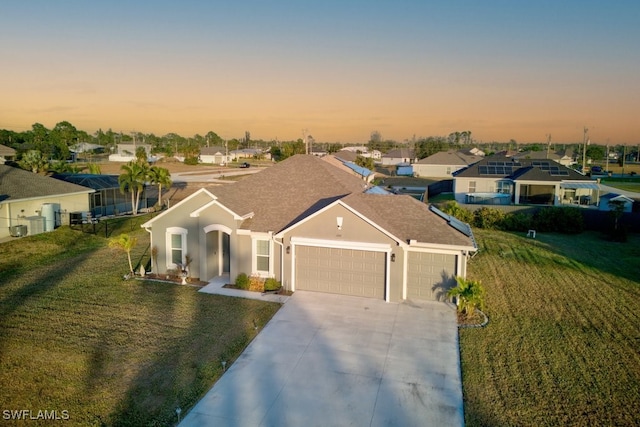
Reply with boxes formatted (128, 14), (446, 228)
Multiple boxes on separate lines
(1, 193), (90, 239)
(414, 164), (465, 178)
(279, 203), (405, 302)
(146, 192), (212, 277)
(454, 177), (502, 203)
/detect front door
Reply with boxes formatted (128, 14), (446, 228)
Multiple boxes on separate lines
(222, 232), (230, 274)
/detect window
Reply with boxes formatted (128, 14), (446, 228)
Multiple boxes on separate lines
(497, 181), (512, 194)
(468, 181), (476, 193)
(166, 227), (187, 269)
(255, 240), (270, 273)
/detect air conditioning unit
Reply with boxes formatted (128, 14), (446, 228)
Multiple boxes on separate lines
(9, 225), (27, 237)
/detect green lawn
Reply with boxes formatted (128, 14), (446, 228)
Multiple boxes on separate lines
(461, 229), (640, 426)
(0, 221), (280, 426)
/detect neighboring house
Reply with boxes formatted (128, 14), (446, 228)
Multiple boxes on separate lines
(341, 146), (382, 160)
(141, 155), (477, 303)
(200, 146), (231, 165)
(109, 143), (155, 162)
(512, 148), (575, 167)
(52, 174), (150, 217)
(322, 155), (375, 183)
(311, 146), (328, 157)
(334, 149), (358, 163)
(0, 144), (17, 164)
(230, 148), (267, 160)
(453, 155), (600, 206)
(381, 148), (417, 166)
(599, 193), (634, 213)
(413, 149), (483, 178)
(0, 165), (93, 239)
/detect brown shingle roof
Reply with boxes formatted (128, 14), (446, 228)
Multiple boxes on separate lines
(0, 144), (16, 157)
(210, 155), (368, 232)
(416, 149), (482, 166)
(341, 193), (475, 247)
(0, 165), (94, 202)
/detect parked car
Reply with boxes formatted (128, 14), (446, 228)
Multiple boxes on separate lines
(240, 162), (250, 168)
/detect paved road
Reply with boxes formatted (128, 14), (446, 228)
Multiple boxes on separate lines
(180, 291), (463, 427)
(171, 167), (264, 183)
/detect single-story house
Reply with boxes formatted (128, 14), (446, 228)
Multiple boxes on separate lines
(0, 165), (93, 239)
(51, 173), (150, 217)
(141, 155), (477, 302)
(108, 143), (155, 162)
(230, 148), (268, 160)
(512, 148), (576, 167)
(413, 149), (483, 179)
(322, 155), (375, 183)
(381, 148), (417, 166)
(200, 146), (232, 165)
(0, 144), (17, 164)
(340, 146), (382, 160)
(454, 155), (600, 206)
(599, 193), (634, 212)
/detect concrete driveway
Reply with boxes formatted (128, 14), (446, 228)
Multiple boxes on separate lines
(180, 291), (464, 427)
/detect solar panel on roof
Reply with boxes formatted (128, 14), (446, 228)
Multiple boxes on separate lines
(478, 166), (488, 174)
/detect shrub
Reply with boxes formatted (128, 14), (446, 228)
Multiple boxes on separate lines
(441, 201), (474, 223)
(264, 278), (281, 291)
(501, 212), (533, 232)
(473, 207), (504, 230)
(248, 274), (264, 292)
(533, 207), (584, 234)
(235, 273), (250, 289)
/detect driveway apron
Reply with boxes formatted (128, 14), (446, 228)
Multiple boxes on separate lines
(180, 291), (464, 427)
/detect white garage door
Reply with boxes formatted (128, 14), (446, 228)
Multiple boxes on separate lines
(295, 246), (386, 299)
(406, 252), (457, 301)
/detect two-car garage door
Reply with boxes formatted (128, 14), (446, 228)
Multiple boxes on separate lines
(295, 246), (386, 299)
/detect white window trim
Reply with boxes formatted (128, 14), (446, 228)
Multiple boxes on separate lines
(252, 237), (273, 278)
(166, 227), (188, 269)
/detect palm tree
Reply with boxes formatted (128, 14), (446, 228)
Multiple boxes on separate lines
(447, 276), (485, 316)
(18, 149), (48, 173)
(108, 233), (138, 274)
(148, 166), (172, 208)
(118, 161), (148, 215)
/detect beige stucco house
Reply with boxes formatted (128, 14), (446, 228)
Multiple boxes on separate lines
(141, 155), (476, 302)
(0, 165), (93, 239)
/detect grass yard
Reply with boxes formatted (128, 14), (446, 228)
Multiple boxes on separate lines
(461, 229), (640, 426)
(0, 221), (280, 426)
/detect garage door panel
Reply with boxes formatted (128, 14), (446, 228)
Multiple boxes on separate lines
(296, 246), (385, 299)
(407, 252), (456, 301)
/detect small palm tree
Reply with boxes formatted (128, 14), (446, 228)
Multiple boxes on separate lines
(447, 276), (485, 316)
(148, 166), (172, 208)
(108, 233), (138, 274)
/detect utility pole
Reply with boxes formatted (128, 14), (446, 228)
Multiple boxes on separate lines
(546, 134), (552, 159)
(302, 129), (309, 155)
(605, 139), (609, 173)
(582, 126), (589, 173)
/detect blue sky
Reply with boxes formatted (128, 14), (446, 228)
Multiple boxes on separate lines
(1, 0), (639, 143)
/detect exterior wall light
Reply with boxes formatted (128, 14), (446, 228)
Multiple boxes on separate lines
(337, 216), (343, 230)
(391, 253), (396, 262)
(286, 246), (290, 254)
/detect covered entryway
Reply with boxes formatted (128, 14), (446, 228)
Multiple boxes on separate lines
(406, 251), (457, 301)
(295, 245), (386, 299)
(203, 224), (232, 280)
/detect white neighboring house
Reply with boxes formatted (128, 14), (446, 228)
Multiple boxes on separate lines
(413, 149), (483, 179)
(108, 144), (156, 162)
(200, 146), (232, 165)
(381, 148), (416, 166)
(599, 193), (634, 212)
(0, 144), (16, 164)
(341, 146), (382, 160)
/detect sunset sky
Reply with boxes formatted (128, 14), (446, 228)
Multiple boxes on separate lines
(1, 1), (639, 144)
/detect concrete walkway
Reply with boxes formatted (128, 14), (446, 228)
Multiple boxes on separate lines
(199, 274), (290, 304)
(180, 291), (463, 427)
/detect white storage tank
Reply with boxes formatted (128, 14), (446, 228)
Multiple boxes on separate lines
(41, 203), (59, 232)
